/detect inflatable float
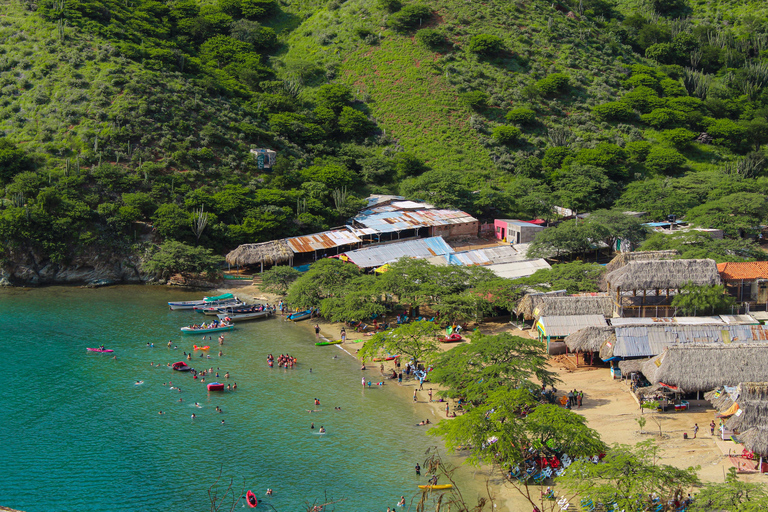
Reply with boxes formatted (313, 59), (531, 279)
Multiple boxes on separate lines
(86, 347), (114, 353)
(438, 333), (463, 343)
(193, 345), (210, 351)
(207, 382), (225, 391)
(246, 490), (258, 508)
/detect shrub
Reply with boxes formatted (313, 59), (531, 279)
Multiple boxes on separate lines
(492, 125), (522, 144)
(705, 118), (749, 152)
(505, 107), (536, 125)
(338, 107), (373, 137)
(645, 42), (679, 64)
(640, 108), (682, 128)
(644, 146), (686, 174)
(535, 73), (571, 97)
(666, 96), (703, 112)
(660, 128), (696, 148)
(459, 90), (489, 109)
(659, 78), (686, 97)
(621, 86), (665, 113)
(592, 102), (636, 122)
(625, 140), (653, 162)
(468, 34), (505, 56)
(379, 0), (401, 12)
(387, 4), (431, 31)
(415, 28), (445, 49)
(624, 74), (659, 89)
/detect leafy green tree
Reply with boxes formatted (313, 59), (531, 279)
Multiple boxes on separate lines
(316, 83), (352, 113)
(689, 468), (768, 511)
(644, 146), (686, 174)
(199, 35), (254, 67)
(458, 90), (489, 109)
(152, 203), (190, 241)
(492, 125), (522, 145)
(592, 101), (636, 122)
(338, 107), (374, 137)
(557, 441), (700, 511)
(429, 332), (558, 405)
(621, 85), (665, 113)
(358, 320), (441, 364)
(473, 278), (526, 313)
(706, 119), (749, 152)
(584, 209), (650, 251)
(625, 140), (653, 162)
(513, 260), (605, 293)
(685, 192), (768, 237)
(645, 42), (679, 64)
(525, 220), (594, 259)
(415, 28), (445, 49)
(241, 0), (276, 19)
(319, 274), (388, 322)
(142, 241), (223, 279)
(261, 265), (301, 294)
(285, 258), (361, 309)
(640, 231), (765, 261)
(660, 127), (696, 148)
(301, 164), (357, 189)
(553, 163), (616, 213)
(671, 283), (737, 315)
(505, 107), (536, 125)
(646, 0), (690, 17)
(640, 107), (683, 128)
(0, 138), (33, 185)
(535, 73), (570, 97)
(468, 34), (505, 55)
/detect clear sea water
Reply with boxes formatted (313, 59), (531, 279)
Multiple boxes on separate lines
(0, 286), (475, 512)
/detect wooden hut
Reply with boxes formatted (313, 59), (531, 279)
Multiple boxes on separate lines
(225, 240), (294, 272)
(605, 258), (720, 317)
(564, 326), (615, 365)
(515, 293), (611, 323)
(639, 345), (768, 395)
(514, 290), (567, 320)
(707, 383), (768, 470)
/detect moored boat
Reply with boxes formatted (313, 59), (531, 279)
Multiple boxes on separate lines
(168, 293), (236, 310)
(217, 309), (274, 322)
(86, 347), (114, 353)
(207, 382), (225, 391)
(315, 339), (342, 346)
(287, 309), (314, 321)
(193, 299), (242, 313)
(180, 323), (235, 334)
(172, 361), (191, 371)
(418, 484), (453, 490)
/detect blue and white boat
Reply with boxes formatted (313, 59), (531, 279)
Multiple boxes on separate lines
(287, 309), (314, 321)
(168, 293), (236, 311)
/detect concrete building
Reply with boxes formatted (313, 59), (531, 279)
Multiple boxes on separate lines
(493, 219), (546, 244)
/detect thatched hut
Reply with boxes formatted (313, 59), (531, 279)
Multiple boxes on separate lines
(640, 345), (768, 394)
(514, 290), (567, 320)
(605, 258), (720, 317)
(225, 240), (294, 271)
(602, 250), (681, 278)
(617, 357), (650, 376)
(565, 326), (615, 353)
(724, 383), (768, 432)
(740, 427), (768, 460)
(704, 387), (735, 413)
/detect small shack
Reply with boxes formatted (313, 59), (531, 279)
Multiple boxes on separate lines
(536, 314), (608, 354)
(516, 294), (612, 324)
(225, 239), (294, 272)
(717, 261), (768, 305)
(494, 219), (546, 244)
(285, 229), (362, 264)
(340, 236), (454, 270)
(564, 325), (615, 365)
(605, 258), (720, 317)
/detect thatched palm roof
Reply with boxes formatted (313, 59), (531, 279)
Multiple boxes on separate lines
(618, 357), (651, 375)
(514, 289), (567, 319)
(725, 383), (768, 432)
(516, 293), (611, 321)
(740, 426), (768, 457)
(565, 326), (615, 353)
(640, 345), (768, 393)
(600, 250), (680, 291)
(704, 387), (735, 412)
(605, 258), (720, 291)
(225, 240), (293, 266)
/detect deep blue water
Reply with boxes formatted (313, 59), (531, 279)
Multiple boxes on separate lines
(0, 286), (466, 512)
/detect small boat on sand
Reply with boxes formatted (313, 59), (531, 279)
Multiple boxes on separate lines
(287, 309), (314, 321)
(438, 333), (463, 343)
(168, 293), (236, 310)
(180, 323), (235, 334)
(172, 361), (191, 371)
(315, 339), (342, 346)
(87, 347), (114, 353)
(207, 382), (225, 391)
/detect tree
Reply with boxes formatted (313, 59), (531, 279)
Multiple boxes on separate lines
(386, 4), (431, 31)
(644, 146), (686, 174)
(535, 73), (570, 97)
(584, 209), (650, 252)
(526, 220), (594, 259)
(316, 83), (352, 113)
(142, 241), (223, 279)
(468, 34), (505, 55)
(512, 261), (605, 293)
(505, 107), (536, 125)
(284, 258), (361, 309)
(592, 101), (636, 122)
(492, 125), (522, 145)
(671, 283), (737, 315)
(319, 275), (388, 322)
(261, 265), (301, 294)
(152, 203), (191, 241)
(640, 231), (765, 262)
(338, 107), (373, 137)
(689, 468), (768, 511)
(553, 164), (616, 214)
(685, 193), (768, 237)
(659, 127), (696, 148)
(357, 320), (441, 365)
(559, 441), (699, 510)
(429, 332), (558, 405)
(0, 138), (33, 185)
(415, 28), (445, 49)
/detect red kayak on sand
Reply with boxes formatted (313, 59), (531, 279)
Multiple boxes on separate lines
(86, 347), (114, 353)
(246, 490), (258, 508)
(438, 333), (463, 343)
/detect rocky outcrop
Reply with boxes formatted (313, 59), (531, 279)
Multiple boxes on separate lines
(1, 247), (156, 287)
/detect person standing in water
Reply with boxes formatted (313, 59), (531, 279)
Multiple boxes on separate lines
(314, 324), (320, 338)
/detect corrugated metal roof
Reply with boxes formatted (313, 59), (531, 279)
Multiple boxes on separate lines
(285, 229), (361, 254)
(444, 246), (530, 266)
(391, 200), (434, 210)
(498, 219), (546, 228)
(487, 259), (552, 279)
(341, 236), (454, 268)
(346, 227), (378, 237)
(720, 315), (759, 325)
(537, 315), (608, 337)
(610, 317), (724, 327)
(612, 324), (768, 358)
(353, 209), (478, 234)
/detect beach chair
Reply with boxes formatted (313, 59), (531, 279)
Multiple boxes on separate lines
(557, 496), (570, 510)
(561, 454), (572, 468)
(554, 467), (566, 477)
(580, 498), (595, 512)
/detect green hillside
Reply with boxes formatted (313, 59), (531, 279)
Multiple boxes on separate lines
(0, 0), (768, 281)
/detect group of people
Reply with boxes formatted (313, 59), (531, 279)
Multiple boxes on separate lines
(187, 319), (225, 330)
(267, 353), (297, 368)
(565, 389), (584, 409)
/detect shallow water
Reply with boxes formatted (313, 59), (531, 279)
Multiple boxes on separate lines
(0, 286), (473, 512)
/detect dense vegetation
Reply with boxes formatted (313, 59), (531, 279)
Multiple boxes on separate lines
(1, 0), (768, 271)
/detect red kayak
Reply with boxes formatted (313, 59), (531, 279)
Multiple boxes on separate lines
(207, 382), (225, 391)
(246, 490), (258, 508)
(86, 347), (114, 353)
(439, 333), (463, 343)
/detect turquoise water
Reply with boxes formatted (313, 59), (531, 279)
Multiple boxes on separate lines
(0, 287), (460, 512)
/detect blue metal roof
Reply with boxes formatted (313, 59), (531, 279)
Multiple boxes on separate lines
(342, 236), (454, 268)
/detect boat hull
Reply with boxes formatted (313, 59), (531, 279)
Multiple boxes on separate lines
(86, 348), (114, 353)
(168, 293), (236, 310)
(418, 484), (453, 490)
(217, 310), (273, 322)
(180, 325), (235, 334)
(315, 340), (342, 346)
(287, 309), (314, 321)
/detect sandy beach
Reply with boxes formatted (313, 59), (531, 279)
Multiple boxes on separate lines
(219, 282), (768, 510)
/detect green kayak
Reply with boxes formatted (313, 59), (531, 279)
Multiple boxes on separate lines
(315, 339), (342, 346)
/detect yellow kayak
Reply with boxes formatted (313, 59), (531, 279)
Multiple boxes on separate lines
(418, 484), (453, 490)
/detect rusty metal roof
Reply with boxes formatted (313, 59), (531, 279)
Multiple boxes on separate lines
(354, 208), (478, 234)
(285, 229), (361, 254)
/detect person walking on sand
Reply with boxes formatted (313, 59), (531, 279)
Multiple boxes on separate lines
(314, 324), (320, 338)
(428, 388), (433, 402)
(710, 420), (716, 435)
(413, 389), (418, 402)
(341, 328), (346, 343)
(693, 423), (699, 438)
(577, 391), (583, 408)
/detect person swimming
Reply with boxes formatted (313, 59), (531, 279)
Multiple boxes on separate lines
(135, 380), (143, 385)
(318, 426), (325, 433)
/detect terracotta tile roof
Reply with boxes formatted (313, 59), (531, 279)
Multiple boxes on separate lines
(718, 261), (768, 281)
